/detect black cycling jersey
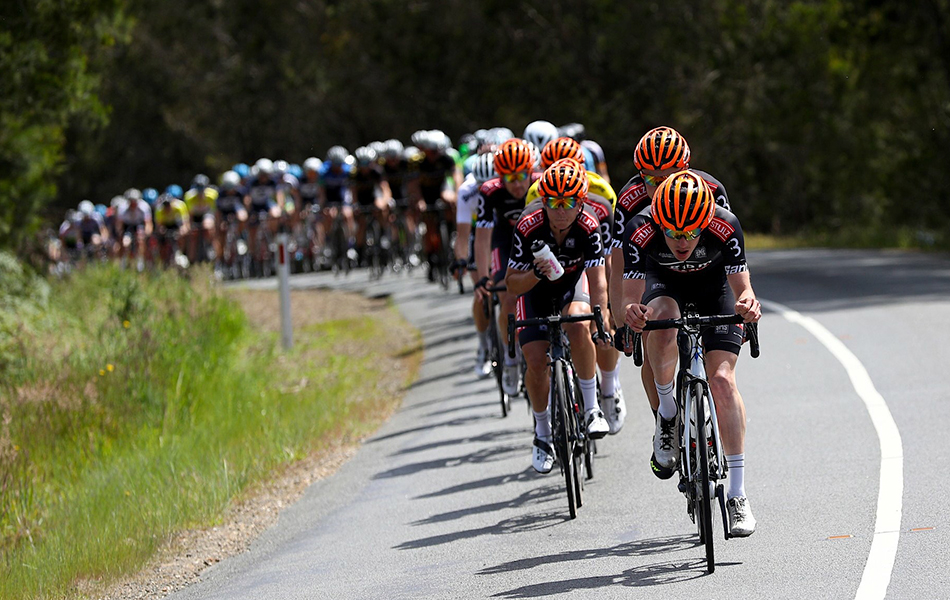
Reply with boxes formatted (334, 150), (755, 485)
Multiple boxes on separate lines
(612, 169), (729, 250)
(383, 158), (412, 201)
(350, 166), (383, 206)
(509, 200), (606, 292)
(413, 153), (456, 204)
(298, 177), (320, 207)
(246, 176), (278, 209)
(475, 174), (542, 239)
(622, 205), (747, 282)
(216, 189), (246, 214)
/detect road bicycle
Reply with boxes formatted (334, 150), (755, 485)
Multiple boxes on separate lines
(508, 306), (605, 520)
(622, 309), (759, 573)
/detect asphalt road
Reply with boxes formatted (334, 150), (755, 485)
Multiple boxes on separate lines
(172, 249), (950, 600)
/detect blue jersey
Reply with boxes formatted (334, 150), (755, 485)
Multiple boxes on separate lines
(320, 163), (353, 204)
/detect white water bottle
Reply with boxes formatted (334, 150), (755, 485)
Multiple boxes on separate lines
(531, 240), (564, 281)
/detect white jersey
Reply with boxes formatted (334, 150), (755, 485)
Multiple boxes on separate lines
(455, 173), (480, 226)
(118, 201), (152, 226)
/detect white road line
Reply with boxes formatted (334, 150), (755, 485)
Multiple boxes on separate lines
(761, 299), (903, 600)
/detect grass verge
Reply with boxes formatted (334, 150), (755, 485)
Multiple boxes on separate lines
(0, 262), (420, 599)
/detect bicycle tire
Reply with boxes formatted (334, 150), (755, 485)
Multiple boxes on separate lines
(488, 314), (509, 417)
(553, 360), (577, 519)
(563, 366), (584, 507)
(695, 382), (716, 573)
(438, 220), (451, 290)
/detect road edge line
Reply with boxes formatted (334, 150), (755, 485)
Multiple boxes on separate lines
(760, 299), (903, 600)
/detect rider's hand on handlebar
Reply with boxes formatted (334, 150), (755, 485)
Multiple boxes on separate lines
(473, 276), (491, 302)
(624, 303), (653, 332)
(735, 296), (761, 323)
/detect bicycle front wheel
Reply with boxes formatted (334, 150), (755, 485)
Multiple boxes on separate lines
(695, 382), (715, 573)
(552, 360), (576, 519)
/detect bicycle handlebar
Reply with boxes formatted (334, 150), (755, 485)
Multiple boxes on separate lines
(615, 314), (760, 365)
(506, 306), (605, 359)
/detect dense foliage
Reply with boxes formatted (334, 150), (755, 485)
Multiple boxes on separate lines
(3, 0), (949, 247)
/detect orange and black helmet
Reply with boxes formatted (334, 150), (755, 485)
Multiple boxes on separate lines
(540, 137), (585, 169)
(651, 170), (715, 232)
(634, 126), (691, 171)
(493, 139), (535, 174)
(538, 158), (589, 199)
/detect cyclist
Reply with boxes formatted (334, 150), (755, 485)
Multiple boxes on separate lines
(244, 158), (284, 262)
(506, 159), (610, 473)
(319, 146), (357, 262)
(408, 130), (462, 280)
(184, 174), (218, 264)
(474, 139), (540, 395)
(581, 139), (610, 184)
(612, 127), (731, 471)
(116, 188), (153, 270)
(299, 157), (325, 264)
(526, 138), (627, 434)
(153, 192), (190, 267)
(76, 200), (108, 260)
(522, 120), (559, 152)
(458, 152), (496, 378)
(620, 169), (759, 536)
(215, 170), (248, 271)
(349, 145), (393, 263)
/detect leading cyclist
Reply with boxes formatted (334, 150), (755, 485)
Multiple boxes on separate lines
(620, 170), (760, 536)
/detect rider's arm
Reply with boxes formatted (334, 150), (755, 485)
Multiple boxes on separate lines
(586, 264), (608, 316)
(505, 266), (540, 297)
(474, 227), (492, 281)
(379, 179), (392, 202)
(727, 270), (761, 322)
(608, 249), (625, 327)
(473, 188), (493, 281)
(455, 222), (471, 266)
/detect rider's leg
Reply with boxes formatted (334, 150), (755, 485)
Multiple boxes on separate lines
(645, 296), (680, 419)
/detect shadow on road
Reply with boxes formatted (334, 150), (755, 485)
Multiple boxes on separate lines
(415, 470), (538, 499)
(393, 427), (525, 457)
(366, 414), (494, 444)
(482, 535), (741, 596)
(490, 559), (739, 597)
(411, 484), (562, 526)
(373, 444), (522, 479)
(394, 508), (566, 550)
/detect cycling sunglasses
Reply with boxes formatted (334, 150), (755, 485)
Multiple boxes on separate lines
(543, 196), (579, 210)
(640, 172), (668, 187)
(664, 227), (702, 240)
(501, 171), (530, 183)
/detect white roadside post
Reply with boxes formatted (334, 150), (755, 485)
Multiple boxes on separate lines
(276, 233), (293, 350)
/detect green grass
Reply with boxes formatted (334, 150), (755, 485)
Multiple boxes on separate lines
(0, 261), (418, 599)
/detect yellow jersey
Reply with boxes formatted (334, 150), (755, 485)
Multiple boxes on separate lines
(525, 171), (616, 212)
(155, 199), (189, 227)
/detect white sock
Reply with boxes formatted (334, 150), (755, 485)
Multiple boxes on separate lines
(534, 408), (551, 439)
(600, 366), (619, 397)
(655, 380), (676, 420)
(477, 329), (489, 352)
(579, 377), (598, 413)
(726, 454), (745, 499)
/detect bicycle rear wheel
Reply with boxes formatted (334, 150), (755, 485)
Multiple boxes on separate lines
(695, 382), (715, 573)
(553, 360), (576, 519)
